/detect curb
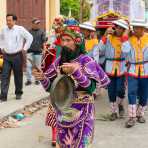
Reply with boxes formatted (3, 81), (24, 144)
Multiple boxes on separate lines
(0, 97), (49, 128)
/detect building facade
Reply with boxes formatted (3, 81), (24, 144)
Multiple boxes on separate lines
(0, 0), (60, 31)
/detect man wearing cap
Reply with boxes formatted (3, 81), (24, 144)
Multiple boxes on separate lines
(97, 19), (129, 120)
(122, 21), (148, 128)
(25, 18), (46, 85)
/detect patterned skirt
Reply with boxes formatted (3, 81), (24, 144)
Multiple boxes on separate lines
(45, 103), (56, 128)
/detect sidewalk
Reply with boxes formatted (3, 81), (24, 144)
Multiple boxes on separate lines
(0, 76), (49, 119)
(1, 88), (148, 148)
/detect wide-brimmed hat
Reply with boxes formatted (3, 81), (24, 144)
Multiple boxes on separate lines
(112, 19), (129, 30)
(130, 20), (148, 28)
(79, 22), (96, 31)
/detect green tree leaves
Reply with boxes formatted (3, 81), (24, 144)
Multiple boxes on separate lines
(60, 0), (90, 22)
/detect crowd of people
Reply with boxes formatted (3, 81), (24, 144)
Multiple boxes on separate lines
(0, 13), (148, 148)
(34, 15), (148, 147)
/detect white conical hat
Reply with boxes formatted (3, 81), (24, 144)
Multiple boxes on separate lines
(112, 19), (129, 30)
(79, 22), (96, 31)
(130, 20), (148, 27)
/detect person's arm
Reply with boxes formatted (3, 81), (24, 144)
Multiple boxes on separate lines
(98, 38), (106, 55)
(121, 29), (131, 56)
(41, 63), (58, 91)
(72, 68), (91, 88)
(121, 40), (131, 58)
(41, 30), (47, 50)
(40, 76), (51, 91)
(41, 30), (47, 43)
(93, 45), (100, 63)
(93, 39), (106, 64)
(20, 27), (33, 51)
(72, 67), (96, 94)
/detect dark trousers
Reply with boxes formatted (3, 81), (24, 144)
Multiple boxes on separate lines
(108, 76), (125, 102)
(128, 76), (148, 106)
(1, 52), (23, 100)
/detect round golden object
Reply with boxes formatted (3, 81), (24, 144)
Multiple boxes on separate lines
(0, 58), (3, 68)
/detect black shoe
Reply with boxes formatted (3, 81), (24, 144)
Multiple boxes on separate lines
(0, 95), (7, 102)
(25, 81), (32, 86)
(16, 94), (22, 100)
(0, 99), (7, 103)
(51, 141), (56, 147)
(35, 81), (40, 85)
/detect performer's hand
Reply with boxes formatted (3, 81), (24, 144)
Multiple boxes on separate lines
(32, 68), (45, 81)
(61, 62), (80, 74)
(43, 43), (46, 50)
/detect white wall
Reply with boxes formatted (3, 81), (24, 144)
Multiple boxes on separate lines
(0, 0), (6, 30)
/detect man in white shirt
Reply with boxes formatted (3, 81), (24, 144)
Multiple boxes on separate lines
(0, 14), (33, 102)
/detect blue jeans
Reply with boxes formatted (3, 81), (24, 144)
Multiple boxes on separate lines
(108, 76), (125, 102)
(26, 53), (42, 81)
(128, 76), (148, 106)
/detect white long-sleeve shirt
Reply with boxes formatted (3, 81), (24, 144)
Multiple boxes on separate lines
(0, 25), (33, 54)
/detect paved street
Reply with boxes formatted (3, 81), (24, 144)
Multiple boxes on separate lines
(1, 87), (148, 148)
(0, 76), (48, 118)
(0, 0), (147, 148)
(94, 90), (148, 148)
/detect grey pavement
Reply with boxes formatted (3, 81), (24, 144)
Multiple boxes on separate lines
(1, 79), (148, 148)
(94, 89), (148, 148)
(0, 75), (49, 119)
